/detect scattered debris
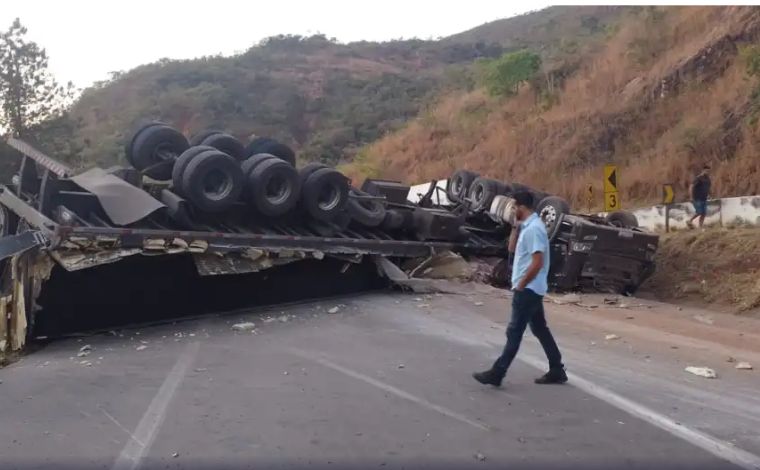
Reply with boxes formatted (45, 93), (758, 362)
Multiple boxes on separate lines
(398, 364), (405, 369)
(590, 341), (596, 346)
(625, 315), (635, 320)
(550, 293), (582, 305)
(414, 297), (423, 302)
(77, 345), (92, 358)
(278, 315), (290, 323)
(727, 356), (736, 363)
(619, 303), (630, 309)
(474, 301), (484, 307)
(685, 366), (717, 378)
(417, 303), (431, 308)
(283, 371), (289, 376)
(135, 345), (147, 351)
(474, 453), (486, 462)
(603, 297), (618, 305)
(194, 368), (208, 373)
(231, 322), (256, 332)
(79, 360), (93, 367)
(605, 334), (620, 341)
(328, 306), (340, 314)
(172, 452), (179, 458)
(693, 314), (714, 326)
(677, 307), (683, 311)
(671, 346), (679, 349)
(735, 362), (753, 370)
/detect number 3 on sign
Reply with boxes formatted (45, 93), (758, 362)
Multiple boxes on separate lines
(605, 191), (620, 211)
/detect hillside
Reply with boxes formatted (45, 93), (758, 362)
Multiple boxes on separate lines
(0, 6), (628, 181)
(356, 6), (760, 208)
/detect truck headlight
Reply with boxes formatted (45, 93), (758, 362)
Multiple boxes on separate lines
(570, 241), (593, 253)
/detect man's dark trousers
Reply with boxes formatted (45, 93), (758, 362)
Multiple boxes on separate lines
(492, 288), (563, 375)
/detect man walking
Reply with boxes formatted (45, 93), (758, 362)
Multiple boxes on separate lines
(473, 191), (566, 387)
(687, 165), (711, 229)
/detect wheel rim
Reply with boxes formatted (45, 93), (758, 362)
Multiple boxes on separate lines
(474, 185), (485, 205)
(203, 169), (233, 201)
(540, 205), (557, 229)
(265, 174), (291, 205)
(318, 184), (341, 211)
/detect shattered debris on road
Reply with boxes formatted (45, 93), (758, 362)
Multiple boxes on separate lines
(231, 322), (256, 332)
(685, 366), (717, 379)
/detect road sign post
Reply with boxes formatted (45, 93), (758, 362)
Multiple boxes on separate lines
(603, 165), (620, 211)
(663, 183), (674, 232)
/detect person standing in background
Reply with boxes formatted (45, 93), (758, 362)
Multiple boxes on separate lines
(688, 165), (711, 229)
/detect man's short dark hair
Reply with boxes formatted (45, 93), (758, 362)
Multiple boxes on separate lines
(513, 191), (534, 209)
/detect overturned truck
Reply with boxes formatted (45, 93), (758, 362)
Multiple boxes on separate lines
(0, 122), (658, 355)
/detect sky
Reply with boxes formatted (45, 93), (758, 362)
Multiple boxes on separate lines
(0, 0), (549, 90)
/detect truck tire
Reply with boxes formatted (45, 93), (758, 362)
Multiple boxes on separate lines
(256, 140), (296, 167)
(536, 196), (570, 238)
(245, 137), (275, 157)
(298, 162), (327, 186)
(125, 120), (166, 166)
(347, 188), (386, 228)
(247, 158), (301, 217)
(447, 169), (478, 203)
(606, 210), (638, 228)
(189, 129), (223, 146)
(200, 133), (246, 160)
(301, 168), (349, 222)
(172, 146), (217, 196)
(468, 177), (503, 212)
(241, 153), (277, 178)
(131, 125), (189, 181)
(381, 209), (405, 231)
(181, 150), (244, 212)
(333, 210), (352, 232)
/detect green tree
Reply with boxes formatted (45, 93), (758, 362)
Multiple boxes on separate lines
(0, 18), (73, 136)
(480, 50), (541, 97)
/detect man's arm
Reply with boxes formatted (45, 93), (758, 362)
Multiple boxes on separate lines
(516, 252), (543, 291)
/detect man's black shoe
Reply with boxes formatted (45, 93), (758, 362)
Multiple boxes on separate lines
(534, 368), (568, 384)
(472, 368), (504, 387)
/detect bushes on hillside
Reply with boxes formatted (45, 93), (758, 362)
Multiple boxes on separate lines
(478, 50), (542, 97)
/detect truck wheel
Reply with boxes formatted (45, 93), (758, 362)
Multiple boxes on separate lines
(200, 133), (246, 160)
(447, 169), (478, 203)
(606, 211), (638, 228)
(181, 150), (244, 212)
(536, 196), (570, 237)
(333, 210), (352, 231)
(131, 125), (189, 181)
(247, 158), (301, 217)
(347, 188), (386, 228)
(172, 146), (217, 196)
(241, 153), (277, 178)
(245, 137), (275, 157)
(125, 120), (167, 167)
(189, 129), (223, 146)
(468, 177), (503, 212)
(298, 162), (328, 186)
(381, 209), (405, 231)
(255, 140), (296, 167)
(302, 168), (349, 222)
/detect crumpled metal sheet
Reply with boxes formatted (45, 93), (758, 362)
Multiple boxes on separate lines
(71, 167), (165, 226)
(51, 248), (143, 271)
(192, 251), (307, 276)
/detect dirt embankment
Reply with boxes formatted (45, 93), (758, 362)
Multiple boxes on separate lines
(643, 227), (760, 314)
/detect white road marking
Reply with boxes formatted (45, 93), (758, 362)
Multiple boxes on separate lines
(291, 349), (490, 432)
(386, 305), (760, 469)
(111, 342), (199, 470)
(100, 406), (145, 447)
(518, 351), (760, 470)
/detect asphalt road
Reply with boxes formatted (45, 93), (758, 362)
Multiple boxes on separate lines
(0, 290), (758, 470)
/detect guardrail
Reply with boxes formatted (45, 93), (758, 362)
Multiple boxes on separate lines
(631, 195), (760, 232)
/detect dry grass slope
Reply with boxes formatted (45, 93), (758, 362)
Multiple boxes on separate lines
(357, 6), (760, 209)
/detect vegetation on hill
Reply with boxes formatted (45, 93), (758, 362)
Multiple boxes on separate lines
(355, 6), (760, 209)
